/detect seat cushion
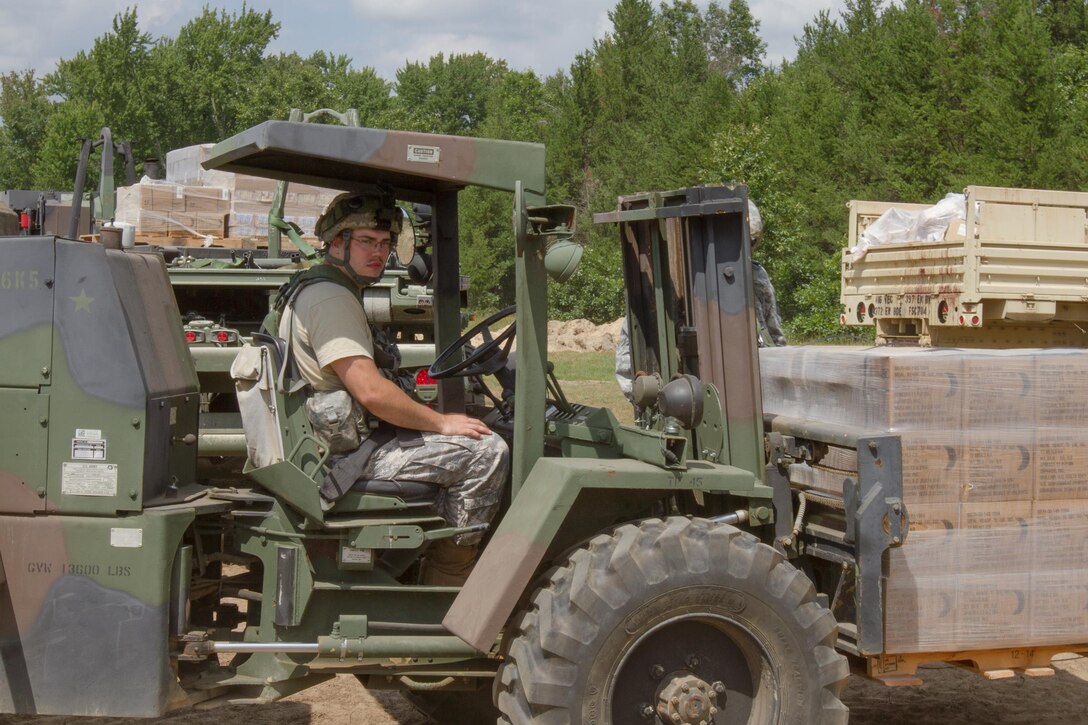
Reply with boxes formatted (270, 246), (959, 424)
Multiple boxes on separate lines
(351, 478), (440, 505)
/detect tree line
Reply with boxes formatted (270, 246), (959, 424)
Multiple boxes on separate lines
(2, 0), (1086, 334)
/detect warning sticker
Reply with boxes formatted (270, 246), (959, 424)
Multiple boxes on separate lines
(61, 462), (118, 497)
(406, 144), (440, 164)
(72, 436), (107, 460)
(110, 528), (143, 548)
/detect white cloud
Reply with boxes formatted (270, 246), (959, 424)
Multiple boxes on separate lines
(0, 0), (851, 81)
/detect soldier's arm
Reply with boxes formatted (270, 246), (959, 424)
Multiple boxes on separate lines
(330, 355), (493, 438)
(763, 280), (788, 346)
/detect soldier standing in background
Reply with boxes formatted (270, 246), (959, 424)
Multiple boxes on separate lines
(748, 200), (787, 347)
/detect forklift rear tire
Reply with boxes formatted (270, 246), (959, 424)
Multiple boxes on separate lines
(494, 517), (849, 724)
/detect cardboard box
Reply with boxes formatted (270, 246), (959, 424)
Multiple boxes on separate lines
(962, 431), (1034, 501)
(1031, 500), (1088, 570)
(902, 506), (960, 571)
(1029, 570), (1088, 645)
(959, 502), (1033, 574)
(900, 433), (962, 503)
(944, 219), (968, 242)
(884, 568), (958, 653)
(1034, 428), (1088, 500)
(864, 349), (964, 430)
(117, 183), (183, 215)
(182, 186), (229, 213)
(955, 573), (1031, 649)
(165, 143), (213, 185)
(961, 352), (1036, 429)
(1035, 350), (1088, 426)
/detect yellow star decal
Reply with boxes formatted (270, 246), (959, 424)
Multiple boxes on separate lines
(71, 289), (94, 312)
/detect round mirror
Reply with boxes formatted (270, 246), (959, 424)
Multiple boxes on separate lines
(395, 207), (418, 266)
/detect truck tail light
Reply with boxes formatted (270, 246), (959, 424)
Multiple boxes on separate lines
(416, 369), (436, 386)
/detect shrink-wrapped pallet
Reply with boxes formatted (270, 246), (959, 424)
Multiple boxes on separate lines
(761, 345), (1088, 652)
(115, 181), (228, 238)
(165, 143), (339, 242)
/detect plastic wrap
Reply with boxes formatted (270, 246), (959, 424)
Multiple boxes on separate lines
(761, 345), (1088, 653)
(850, 192), (966, 259)
(114, 180), (228, 241)
(118, 165), (339, 244)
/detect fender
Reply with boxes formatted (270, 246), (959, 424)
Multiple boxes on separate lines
(442, 456), (766, 651)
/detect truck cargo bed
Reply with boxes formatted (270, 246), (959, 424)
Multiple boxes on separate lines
(841, 186), (1088, 347)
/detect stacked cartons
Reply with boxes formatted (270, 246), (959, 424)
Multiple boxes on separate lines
(761, 346), (1088, 654)
(161, 143), (339, 244)
(164, 144), (233, 188)
(227, 175), (337, 240)
(116, 182), (228, 237)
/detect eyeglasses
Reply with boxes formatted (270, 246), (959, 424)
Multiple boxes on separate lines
(348, 233), (393, 254)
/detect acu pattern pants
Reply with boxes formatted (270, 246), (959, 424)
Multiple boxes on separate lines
(358, 431), (509, 545)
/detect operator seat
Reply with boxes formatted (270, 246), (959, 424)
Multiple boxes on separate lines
(242, 333), (441, 521)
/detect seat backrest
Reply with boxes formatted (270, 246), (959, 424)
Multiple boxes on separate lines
(236, 333), (416, 524)
(231, 337), (286, 468)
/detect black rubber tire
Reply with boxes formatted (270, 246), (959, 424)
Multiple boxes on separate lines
(494, 517), (849, 725)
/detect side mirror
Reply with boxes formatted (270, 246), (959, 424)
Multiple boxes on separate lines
(513, 180), (581, 282)
(395, 207), (433, 284)
(394, 208), (418, 267)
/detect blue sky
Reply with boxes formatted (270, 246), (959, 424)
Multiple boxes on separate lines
(0, 0), (849, 81)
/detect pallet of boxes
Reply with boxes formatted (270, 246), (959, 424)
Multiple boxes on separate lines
(114, 143), (339, 249)
(761, 186), (1088, 685)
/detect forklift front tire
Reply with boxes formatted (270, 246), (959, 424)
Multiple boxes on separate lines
(494, 517), (849, 724)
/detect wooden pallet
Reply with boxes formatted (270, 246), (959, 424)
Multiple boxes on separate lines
(858, 644), (1088, 686)
(134, 234), (318, 250)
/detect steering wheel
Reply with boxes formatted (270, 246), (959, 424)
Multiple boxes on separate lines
(428, 306), (516, 379)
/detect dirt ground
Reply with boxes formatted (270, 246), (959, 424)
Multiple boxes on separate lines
(4, 654), (1086, 724)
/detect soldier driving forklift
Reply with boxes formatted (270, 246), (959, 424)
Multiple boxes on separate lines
(0, 120), (848, 723)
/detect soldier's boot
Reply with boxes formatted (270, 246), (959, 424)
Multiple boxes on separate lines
(421, 539), (478, 586)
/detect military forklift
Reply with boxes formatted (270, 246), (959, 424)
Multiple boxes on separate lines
(0, 121), (848, 723)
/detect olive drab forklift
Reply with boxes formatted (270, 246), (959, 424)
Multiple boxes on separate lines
(0, 121), (848, 723)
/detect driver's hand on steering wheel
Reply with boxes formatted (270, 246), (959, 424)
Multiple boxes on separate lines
(438, 413), (494, 440)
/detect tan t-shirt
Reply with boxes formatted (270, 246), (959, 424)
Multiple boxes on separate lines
(279, 279), (374, 392)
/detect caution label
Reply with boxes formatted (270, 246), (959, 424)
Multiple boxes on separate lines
(406, 144), (441, 164)
(61, 462), (118, 497)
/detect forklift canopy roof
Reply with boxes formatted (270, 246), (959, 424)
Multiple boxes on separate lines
(202, 121), (545, 203)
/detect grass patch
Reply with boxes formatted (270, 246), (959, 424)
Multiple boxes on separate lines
(549, 350), (618, 381)
(549, 351), (633, 424)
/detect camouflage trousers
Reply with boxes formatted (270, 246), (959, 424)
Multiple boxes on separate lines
(358, 431), (509, 545)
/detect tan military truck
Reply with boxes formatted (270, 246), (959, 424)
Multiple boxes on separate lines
(841, 186), (1088, 347)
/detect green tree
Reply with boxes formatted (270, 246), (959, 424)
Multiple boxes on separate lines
(0, 71), (52, 189)
(394, 53), (508, 135)
(38, 9), (157, 185)
(705, 0), (767, 88)
(154, 6), (280, 148)
(459, 71), (547, 311)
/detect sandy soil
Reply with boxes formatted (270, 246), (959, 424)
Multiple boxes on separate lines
(5, 654), (1086, 724)
(472, 317), (624, 353)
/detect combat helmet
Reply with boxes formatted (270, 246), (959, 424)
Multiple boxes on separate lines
(316, 193), (404, 286)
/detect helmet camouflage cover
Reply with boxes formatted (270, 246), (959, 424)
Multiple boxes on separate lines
(315, 193), (403, 243)
(747, 199), (763, 243)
